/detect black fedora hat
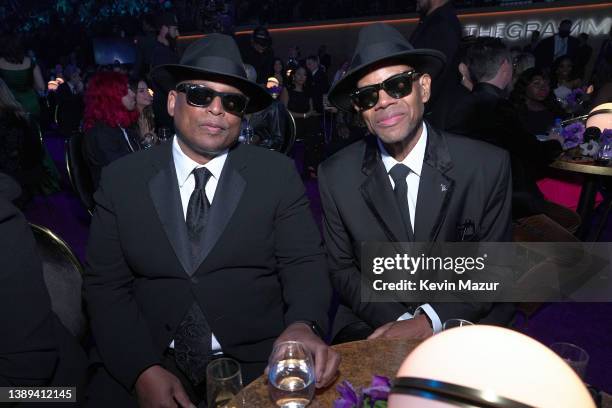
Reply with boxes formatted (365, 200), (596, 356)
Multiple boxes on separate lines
(328, 23), (446, 112)
(151, 33), (272, 113)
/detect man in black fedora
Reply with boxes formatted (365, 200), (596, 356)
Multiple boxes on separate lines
(84, 33), (338, 407)
(319, 23), (514, 343)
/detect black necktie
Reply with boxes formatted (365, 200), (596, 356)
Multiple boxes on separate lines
(175, 167), (213, 385)
(389, 163), (414, 241)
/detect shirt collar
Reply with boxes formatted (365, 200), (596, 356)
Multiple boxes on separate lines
(172, 135), (228, 187)
(378, 122), (428, 177)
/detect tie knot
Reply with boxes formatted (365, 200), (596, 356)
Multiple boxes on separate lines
(389, 163), (411, 183)
(192, 167), (212, 190)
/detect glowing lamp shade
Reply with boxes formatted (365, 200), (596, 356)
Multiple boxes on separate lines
(388, 325), (595, 408)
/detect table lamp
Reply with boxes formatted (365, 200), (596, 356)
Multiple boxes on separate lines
(388, 325), (595, 408)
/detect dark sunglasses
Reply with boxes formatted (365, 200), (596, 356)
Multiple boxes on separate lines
(176, 83), (249, 115)
(350, 70), (422, 111)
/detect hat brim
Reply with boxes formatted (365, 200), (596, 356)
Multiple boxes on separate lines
(151, 64), (273, 113)
(328, 49), (446, 112)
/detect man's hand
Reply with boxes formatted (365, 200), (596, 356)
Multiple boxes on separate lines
(367, 315), (433, 340)
(135, 365), (196, 408)
(271, 322), (341, 389)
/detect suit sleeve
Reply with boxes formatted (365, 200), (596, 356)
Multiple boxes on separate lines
(83, 169), (160, 390)
(318, 165), (407, 329)
(274, 159), (332, 336)
(430, 150), (514, 324)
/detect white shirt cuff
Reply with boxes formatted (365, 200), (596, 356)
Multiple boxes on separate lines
(397, 311), (413, 321)
(415, 303), (442, 334)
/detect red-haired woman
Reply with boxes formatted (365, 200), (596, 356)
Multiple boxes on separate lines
(82, 71), (140, 189)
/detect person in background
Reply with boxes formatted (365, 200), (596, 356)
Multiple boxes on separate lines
(271, 57), (286, 88)
(318, 44), (332, 73)
(151, 12), (180, 132)
(511, 67), (567, 136)
(534, 19), (579, 70)
(131, 13), (158, 79)
(0, 78), (44, 206)
(82, 72), (140, 190)
(574, 33), (593, 80)
(56, 65), (84, 136)
(0, 34), (45, 120)
(551, 55), (582, 106)
(409, 0), (462, 128)
(523, 30), (540, 53)
(306, 54), (329, 115)
(241, 26), (275, 84)
(281, 65), (321, 178)
(131, 77), (157, 147)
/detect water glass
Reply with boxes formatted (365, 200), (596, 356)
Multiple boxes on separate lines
(206, 358), (243, 408)
(549, 342), (589, 379)
(442, 319), (474, 331)
(268, 341), (316, 408)
(596, 143), (612, 165)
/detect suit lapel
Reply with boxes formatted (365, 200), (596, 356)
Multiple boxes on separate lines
(414, 126), (455, 242)
(359, 135), (409, 242)
(148, 144), (193, 275)
(192, 145), (246, 272)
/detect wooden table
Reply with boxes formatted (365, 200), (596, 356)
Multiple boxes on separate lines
(232, 338), (420, 407)
(550, 159), (612, 239)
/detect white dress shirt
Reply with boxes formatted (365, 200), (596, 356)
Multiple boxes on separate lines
(377, 123), (443, 334)
(170, 135), (228, 351)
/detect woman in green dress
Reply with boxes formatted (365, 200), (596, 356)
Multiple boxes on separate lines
(0, 35), (45, 119)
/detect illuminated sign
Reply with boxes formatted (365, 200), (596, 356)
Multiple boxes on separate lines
(463, 16), (611, 41)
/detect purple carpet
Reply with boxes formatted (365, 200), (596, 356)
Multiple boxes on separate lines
(23, 131), (612, 393)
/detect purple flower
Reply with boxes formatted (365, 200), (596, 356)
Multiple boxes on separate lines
(561, 122), (585, 149)
(601, 129), (612, 146)
(565, 88), (585, 108)
(363, 375), (391, 404)
(334, 380), (363, 408)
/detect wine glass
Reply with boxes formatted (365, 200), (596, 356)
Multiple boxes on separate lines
(549, 342), (589, 380)
(206, 358), (243, 408)
(442, 319), (474, 331)
(268, 341), (316, 408)
(158, 127), (172, 143)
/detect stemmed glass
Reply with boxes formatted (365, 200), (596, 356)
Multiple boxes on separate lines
(442, 319), (474, 331)
(268, 341), (316, 408)
(206, 358), (243, 408)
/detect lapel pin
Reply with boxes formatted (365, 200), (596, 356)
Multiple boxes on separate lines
(440, 184), (448, 192)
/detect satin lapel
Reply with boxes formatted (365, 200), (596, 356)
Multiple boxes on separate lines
(192, 146), (246, 272)
(359, 135), (409, 242)
(148, 144), (193, 275)
(414, 125), (455, 242)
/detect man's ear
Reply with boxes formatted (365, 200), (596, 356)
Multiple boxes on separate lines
(419, 74), (432, 103)
(167, 90), (177, 117)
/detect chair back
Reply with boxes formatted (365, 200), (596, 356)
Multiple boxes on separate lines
(30, 224), (87, 340)
(279, 104), (296, 155)
(66, 132), (94, 213)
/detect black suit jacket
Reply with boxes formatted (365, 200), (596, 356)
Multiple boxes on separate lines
(534, 35), (579, 69)
(84, 142), (331, 393)
(309, 69), (330, 114)
(410, 3), (462, 128)
(445, 83), (562, 218)
(56, 82), (84, 135)
(0, 173), (87, 399)
(318, 126), (513, 333)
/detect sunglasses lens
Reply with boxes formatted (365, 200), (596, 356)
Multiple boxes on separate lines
(384, 74), (414, 98)
(353, 87), (379, 110)
(222, 94), (248, 114)
(187, 87), (215, 107)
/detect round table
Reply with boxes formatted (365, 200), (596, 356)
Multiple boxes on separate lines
(549, 159), (612, 239)
(232, 338), (421, 407)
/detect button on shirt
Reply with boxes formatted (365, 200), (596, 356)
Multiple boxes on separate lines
(377, 123), (442, 333)
(170, 135), (227, 351)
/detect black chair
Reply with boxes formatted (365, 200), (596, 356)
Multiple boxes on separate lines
(250, 101), (296, 156)
(30, 223), (88, 341)
(65, 132), (94, 214)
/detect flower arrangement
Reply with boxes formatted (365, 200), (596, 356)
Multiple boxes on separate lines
(561, 122), (612, 158)
(564, 88), (586, 112)
(334, 375), (391, 408)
